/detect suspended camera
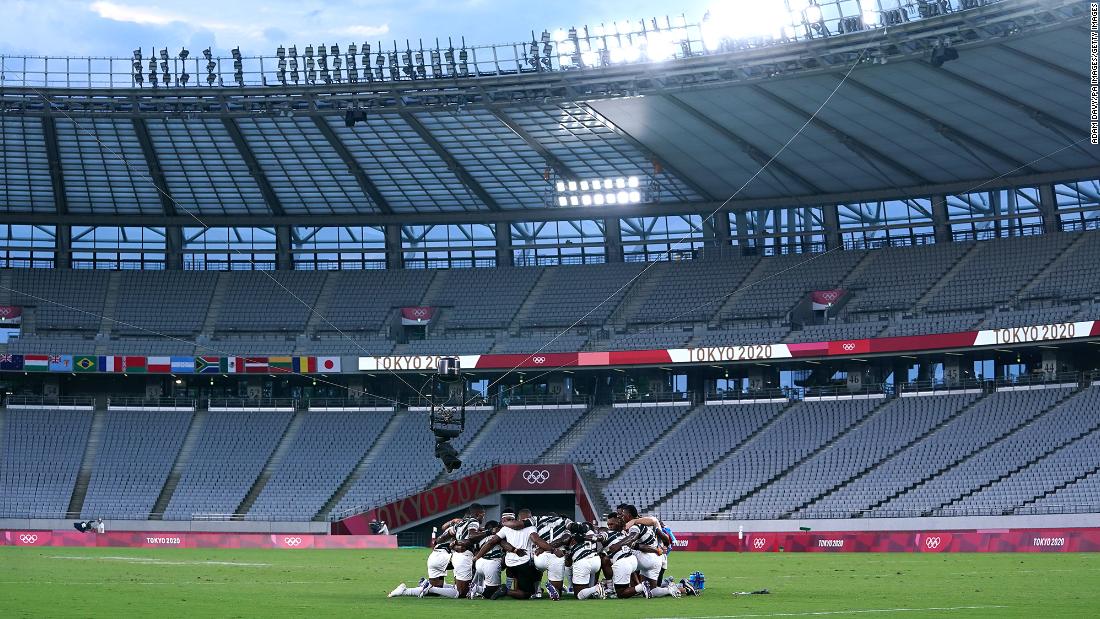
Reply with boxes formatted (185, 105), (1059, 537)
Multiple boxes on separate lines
(429, 356), (465, 473)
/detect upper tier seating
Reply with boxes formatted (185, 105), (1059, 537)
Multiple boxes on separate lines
(0, 408), (93, 517)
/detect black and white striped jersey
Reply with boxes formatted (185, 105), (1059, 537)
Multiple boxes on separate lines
(435, 517), (480, 551)
(601, 529), (635, 561)
(567, 532), (600, 563)
(476, 533), (504, 560)
(531, 515), (572, 545)
(631, 523), (658, 548)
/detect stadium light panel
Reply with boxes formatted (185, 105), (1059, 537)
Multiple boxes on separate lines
(581, 50), (599, 67)
(615, 177), (626, 189)
(554, 29), (568, 42)
(593, 194), (605, 205)
(606, 192), (617, 204)
(703, 0), (790, 48)
(558, 196), (568, 207)
(568, 181), (578, 192)
(559, 40), (577, 55)
(802, 3), (823, 24)
(570, 196), (580, 206)
(862, 10), (880, 26)
(617, 190), (629, 203)
(579, 180), (589, 191)
(627, 176), (640, 188)
(581, 194), (592, 206)
(628, 190), (642, 203)
(556, 180), (566, 192)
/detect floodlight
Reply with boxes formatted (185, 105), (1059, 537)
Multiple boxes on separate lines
(160, 48), (169, 61)
(570, 196), (580, 206)
(568, 181), (578, 191)
(593, 194), (605, 205)
(276, 46), (285, 59)
(558, 196), (568, 207)
(556, 180), (566, 192)
(179, 48), (189, 60)
(862, 11), (879, 26)
(804, 4), (823, 23)
(231, 47), (241, 59)
(458, 48), (469, 75)
(617, 191), (629, 203)
(330, 44), (339, 56)
(579, 180), (589, 191)
(581, 194), (592, 206)
(627, 176), (640, 188)
(628, 190), (642, 203)
(581, 50), (599, 67)
(615, 177), (626, 189)
(559, 40), (576, 55)
(132, 59), (142, 71)
(133, 48), (142, 60)
(606, 193), (617, 204)
(554, 29), (567, 42)
(179, 72), (189, 85)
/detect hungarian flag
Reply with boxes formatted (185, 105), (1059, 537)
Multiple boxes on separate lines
(0, 354), (24, 371)
(73, 356), (97, 372)
(244, 357), (269, 373)
(195, 356), (221, 374)
(50, 355), (74, 372)
(171, 357), (194, 373)
(268, 356), (292, 374)
(24, 355), (49, 371)
(98, 356), (123, 372)
(147, 356), (172, 373)
(317, 356), (341, 373)
(123, 356), (147, 373)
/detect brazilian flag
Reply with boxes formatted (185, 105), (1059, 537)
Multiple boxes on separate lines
(74, 355), (98, 372)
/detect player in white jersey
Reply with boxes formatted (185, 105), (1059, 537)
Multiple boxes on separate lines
(473, 510), (561, 600)
(563, 522), (606, 600)
(518, 508), (573, 599)
(619, 504), (696, 597)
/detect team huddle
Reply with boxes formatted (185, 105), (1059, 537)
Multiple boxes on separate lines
(389, 503), (698, 601)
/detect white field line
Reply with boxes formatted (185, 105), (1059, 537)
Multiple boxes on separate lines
(646, 606), (1008, 619)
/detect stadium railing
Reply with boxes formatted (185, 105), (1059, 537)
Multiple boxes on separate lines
(612, 391), (694, 405)
(305, 397), (397, 411)
(504, 394), (593, 407)
(206, 398), (297, 411)
(106, 397), (196, 410)
(3, 394), (96, 408)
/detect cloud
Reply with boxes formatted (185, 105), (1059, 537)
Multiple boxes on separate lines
(89, 1), (183, 26)
(334, 24), (390, 38)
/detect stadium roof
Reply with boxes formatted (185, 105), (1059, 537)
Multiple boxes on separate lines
(0, 0), (1094, 226)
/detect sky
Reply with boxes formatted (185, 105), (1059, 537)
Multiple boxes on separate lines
(1, 0), (715, 57)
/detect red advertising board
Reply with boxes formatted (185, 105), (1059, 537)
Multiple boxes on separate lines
(672, 528), (1100, 553)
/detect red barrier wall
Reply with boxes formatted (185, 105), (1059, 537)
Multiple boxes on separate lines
(0, 530), (396, 549)
(335, 464), (595, 534)
(675, 528), (1100, 552)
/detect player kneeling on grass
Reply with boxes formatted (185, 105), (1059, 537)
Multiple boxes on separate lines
(473, 510), (562, 600)
(602, 513), (649, 599)
(564, 521), (606, 600)
(470, 520), (504, 599)
(389, 504), (485, 599)
(619, 504), (696, 597)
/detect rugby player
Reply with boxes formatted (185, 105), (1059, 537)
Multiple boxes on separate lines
(470, 520), (504, 599)
(518, 508), (572, 598)
(563, 522), (606, 600)
(388, 503), (484, 599)
(618, 504), (696, 596)
(473, 510), (562, 600)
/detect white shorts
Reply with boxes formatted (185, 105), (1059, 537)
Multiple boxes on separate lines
(475, 557), (502, 587)
(533, 552), (566, 582)
(427, 549), (451, 579)
(634, 550), (662, 582)
(570, 555), (602, 587)
(662, 553), (669, 569)
(611, 555), (638, 586)
(451, 550), (475, 582)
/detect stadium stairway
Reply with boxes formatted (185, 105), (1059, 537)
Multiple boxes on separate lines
(314, 412), (404, 521)
(788, 392), (988, 518)
(503, 268), (550, 336)
(234, 410), (308, 519)
(603, 403), (703, 485)
(66, 407), (108, 516)
(299, 273), (339, 346)
(0, 269), (11, 307)
(912, 242), (981, 311)
(150, 409), (207, 519)
(413, 270), (447, 322)
(539, 405), (612, 463)
(994, 231), (1093, 315)
(95, 272), (123, 344)
(939, 397), (1100, 513)
(649, 400), (797, 515)
(575, 464), (611, 517)
(1017, 461), (1100, 513)
(866, 387), (1076, 515)
(602, 269), (660, 333)
(198, 274), (228, 339)
(706, 257), (776, 327)
(717, 397), (892, 517)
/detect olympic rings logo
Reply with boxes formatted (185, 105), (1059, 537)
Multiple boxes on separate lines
(842, 343), (856, 351)
(284, 537), (303, 547)
(532, 356), (546, 365)
(522, 470), (550, 484)
(752, 538), (766, 549)
(925, 536), (941, 549)
(19, 534), (39, 544)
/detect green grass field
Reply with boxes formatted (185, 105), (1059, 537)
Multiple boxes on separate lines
(2, 547), (1098, 618)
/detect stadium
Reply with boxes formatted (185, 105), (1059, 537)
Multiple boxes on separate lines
(1, 0), (1099, 615)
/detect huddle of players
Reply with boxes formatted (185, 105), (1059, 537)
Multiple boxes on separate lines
(389, 502), (697, 601)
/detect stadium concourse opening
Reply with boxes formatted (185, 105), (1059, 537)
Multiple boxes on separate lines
(1, 0), (1100, 613)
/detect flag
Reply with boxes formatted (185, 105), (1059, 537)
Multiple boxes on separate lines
(268, 356), (292, 374)
(0, 354), (24, 371)
(400, 306), (435, 325)
(225, 357), (239, 373)
(811, 289), (846, 311)
(293, 357), (317, 373)
(99, 356), (122, 372)
(73, 355), (97, 372)
(123, 356), (147, 373)
(317, 356), (341, 373)
(0, 306), (22, 324)
(195, 356), (220, 374)
(50, 355), (74, 372)
(24, 355), (49, 371)
(244, 357), (269, 373)
(171, 357), (194, 373)
(147, 356), (171, 373)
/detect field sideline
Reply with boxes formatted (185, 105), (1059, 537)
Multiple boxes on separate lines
(1, 548), (1098, 618)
